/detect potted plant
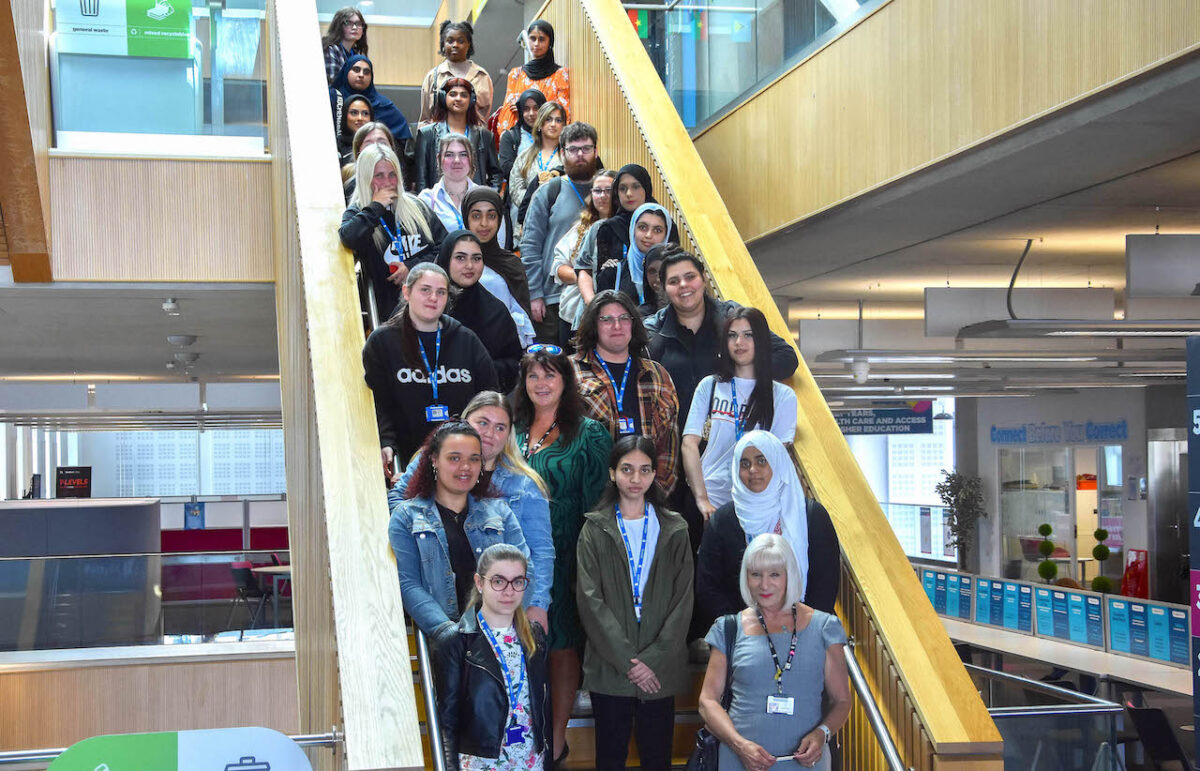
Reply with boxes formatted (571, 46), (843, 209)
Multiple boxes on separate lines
(1091, 528), (1113, 593)
(1037, 523), (1058, 582)
(935, 470), (988, 572)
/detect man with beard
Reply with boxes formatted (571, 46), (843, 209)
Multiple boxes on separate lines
(520, 122), (600, 344)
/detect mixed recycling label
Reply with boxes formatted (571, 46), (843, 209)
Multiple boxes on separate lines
(55, 0), (193, 59)
(49, 727), (312, 771)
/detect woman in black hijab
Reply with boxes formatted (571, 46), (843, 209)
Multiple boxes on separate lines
(495, 21), (570, 139)
(498, 88), (546, 183)
(437, 230), (524, 391)
(587, 164), (680, 303)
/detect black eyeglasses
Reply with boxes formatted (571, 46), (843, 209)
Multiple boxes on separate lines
(488, 575), (529, 592)
(526, 343), (563, 355)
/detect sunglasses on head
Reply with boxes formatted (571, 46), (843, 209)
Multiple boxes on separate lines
(526, 343), (563, 355)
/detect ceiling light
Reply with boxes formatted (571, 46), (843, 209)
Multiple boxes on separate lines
(959, 319), (1200, 338)
(173, 352), (199, 364)
(167, 334), (197, 347)
(162, 298), (180, 316)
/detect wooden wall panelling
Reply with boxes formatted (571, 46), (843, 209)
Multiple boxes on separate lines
(694, 0), (1200, 244)
(2, 0), (51, 281)
(270, 0), (423, 769)
(535, 0), (1002, 766)
(0, 656), (298, 750)
(48, 156), (274, 283)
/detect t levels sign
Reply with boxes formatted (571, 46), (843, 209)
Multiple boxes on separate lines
(1186, 336), (1200, 757)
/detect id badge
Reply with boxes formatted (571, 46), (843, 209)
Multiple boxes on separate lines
(617, 416), (635, 435)
(766, 695), (795, 715)
(425, 404), (449, 422)
(505, 724), (527, 746)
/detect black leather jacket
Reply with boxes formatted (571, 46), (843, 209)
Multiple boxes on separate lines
(432, 611), (551, 770)
(413, 122), (502, 192)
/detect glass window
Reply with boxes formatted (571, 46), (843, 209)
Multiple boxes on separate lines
(51, 0), (267, 155)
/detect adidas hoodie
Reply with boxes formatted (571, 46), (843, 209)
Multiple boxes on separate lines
(363, 314), (499, 464)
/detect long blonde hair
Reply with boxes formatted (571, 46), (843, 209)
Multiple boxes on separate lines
(352, 143), (433, 244)
(461, 391), (549, 497)
(514, 101), (565, 179)
(467, 544), (536, 655)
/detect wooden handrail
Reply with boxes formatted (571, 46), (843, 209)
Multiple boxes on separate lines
(267, 1), (423, 769)
(530, 0), (1002, 767)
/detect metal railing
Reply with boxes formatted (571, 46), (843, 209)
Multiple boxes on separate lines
(844, 638), (913, 771)
(0, 731), (342, 766)
(361, 260), (446, 771)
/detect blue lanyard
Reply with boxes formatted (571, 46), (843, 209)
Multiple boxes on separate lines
(536, 146), (559, 171)
(417, 325), (442, 402)
(594, 351), (631, 413)
(615, 503), (650, 622)
(565, 178), (587, 207)
(377, 215), (410, 262)
(730, 378), (745, 440)
(477, 612), (527, 725)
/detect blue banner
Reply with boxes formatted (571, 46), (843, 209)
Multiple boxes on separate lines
(835, 407), (933, 435)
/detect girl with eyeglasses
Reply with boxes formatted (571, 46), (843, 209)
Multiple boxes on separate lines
(388, 422), (529, 637)
(432, 543), (551, 771)
(575, 435), (693, 771)
(510, 345), (612, 763)
(322, 7), (368, 84)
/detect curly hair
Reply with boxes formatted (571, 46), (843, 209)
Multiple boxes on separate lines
(511, 348), (587, 444)
(403, 421), (499, 500)
(574, 290), (649, 358)
(438, 19), (475, 58)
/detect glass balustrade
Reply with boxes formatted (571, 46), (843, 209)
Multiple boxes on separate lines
(0, 549), (292, 652)
(51, 0), (268, 155)
(629, 0), (884, 131)
(967, 664), (1124, 770)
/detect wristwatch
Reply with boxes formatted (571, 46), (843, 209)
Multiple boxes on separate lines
(817, 724), (831, 743)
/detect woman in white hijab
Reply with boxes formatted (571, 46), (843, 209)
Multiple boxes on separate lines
(694, 430), (840, 631)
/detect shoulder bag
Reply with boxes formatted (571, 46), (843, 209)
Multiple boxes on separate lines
(685, 613), (738, 771)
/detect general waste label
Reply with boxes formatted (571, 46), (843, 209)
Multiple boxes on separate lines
(49, 727), (312, 771)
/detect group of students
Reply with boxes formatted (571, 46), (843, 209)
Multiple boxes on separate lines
(326, 9), (849, 771)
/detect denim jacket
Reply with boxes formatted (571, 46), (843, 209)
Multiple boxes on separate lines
(388, 492), (530, 635)
(393, 456), (555, 612)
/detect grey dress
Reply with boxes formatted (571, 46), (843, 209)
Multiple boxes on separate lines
(705, 610), (846, 771)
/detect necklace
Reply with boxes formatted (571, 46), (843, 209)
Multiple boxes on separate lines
(521, 421), (558, 459)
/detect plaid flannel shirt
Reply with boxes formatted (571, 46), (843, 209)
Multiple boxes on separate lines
(325, 44), (348, 85)
(571, 351), (680, 494)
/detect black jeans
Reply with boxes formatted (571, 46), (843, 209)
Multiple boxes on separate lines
(589, 692), (675, 771)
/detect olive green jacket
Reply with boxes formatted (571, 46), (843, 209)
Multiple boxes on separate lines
(576, 503), (694, 699)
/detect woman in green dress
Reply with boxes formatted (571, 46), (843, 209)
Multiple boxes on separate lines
(512, 343), (612, 766)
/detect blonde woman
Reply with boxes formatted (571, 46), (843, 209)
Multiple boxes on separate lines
(393, 391), (554, 632)
(339, 142), (447, 318)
